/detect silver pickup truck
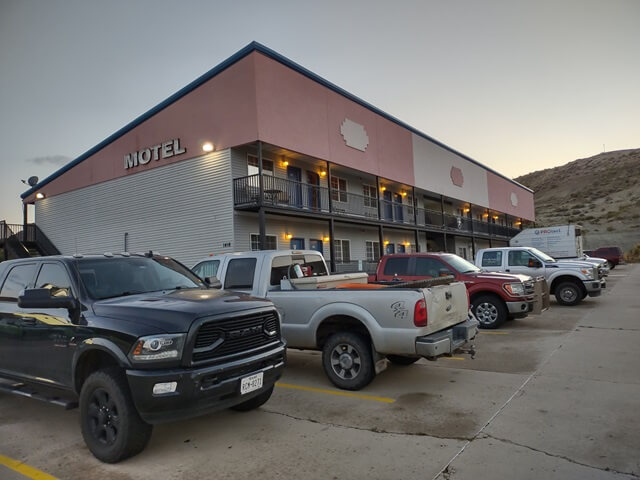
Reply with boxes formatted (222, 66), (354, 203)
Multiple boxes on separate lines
(475, 247), (605, 306)
(193, 250), (478, 390)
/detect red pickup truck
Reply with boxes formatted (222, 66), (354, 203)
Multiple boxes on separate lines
(370, 253), (543, 329)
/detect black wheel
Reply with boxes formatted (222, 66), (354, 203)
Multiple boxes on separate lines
(80, 368), (152, 463)
(555, 281), (583, 306)
(582, 289), (588, 300)
(471, 295), (507, 329)
(386, 355), (419, 365)
(322, 332), (375, 390)
(231, 386), (274, 412)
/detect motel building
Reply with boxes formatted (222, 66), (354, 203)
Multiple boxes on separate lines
(17, 42), (535, 273)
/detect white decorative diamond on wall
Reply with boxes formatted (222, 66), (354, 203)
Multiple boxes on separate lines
(340, 118), (369, 152)
(510, 192), (519, 207)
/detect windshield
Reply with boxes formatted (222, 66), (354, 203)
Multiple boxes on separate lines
(76, 256), (204, 300)
(443, 254), (481, 273)
(528, 248), (556, 263)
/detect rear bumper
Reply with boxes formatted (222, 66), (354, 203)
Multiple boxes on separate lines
(126, 343), (286, 424)
(583, 280), (603, 297)
(415, 316), (479, 359)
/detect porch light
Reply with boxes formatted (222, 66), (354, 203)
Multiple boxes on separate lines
(482, 213), (489, 218)
(463, 207), (470, 213)
(285, 233), (293, 240)
(383, 240), (389, 246)
(404, 242), (411, 246)
(401, 192), (407, 197)
(515, 221), (522, 226)
(323, 236), (330, 242)
(36, 192), (45, 199)
(493, 215), (499, 220)
(282, 160), (289, 167)
(319, 170), (327, 177)
(202, 142), (214, 152)
(380, 186), (386, 192)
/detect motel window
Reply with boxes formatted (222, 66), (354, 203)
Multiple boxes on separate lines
(250, 234), (277, 251)
(362, 185), (377, 208)
(330, 176), (347, 203)
(333, 239), (351, 263)
(247, 154), (274, 176)
(365, 241), (380, 262)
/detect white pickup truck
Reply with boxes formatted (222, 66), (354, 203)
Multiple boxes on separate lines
(475, 247), (604, 306)
(192, 250), (478, 390)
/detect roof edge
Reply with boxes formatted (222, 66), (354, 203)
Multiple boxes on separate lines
(22, 41), (532, 199)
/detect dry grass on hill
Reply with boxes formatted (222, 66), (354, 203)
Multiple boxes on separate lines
(515, 148), (640, 253)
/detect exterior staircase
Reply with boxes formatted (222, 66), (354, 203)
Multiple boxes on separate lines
(0, 221), (60, 260)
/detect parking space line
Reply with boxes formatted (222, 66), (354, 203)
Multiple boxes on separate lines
(0, 454), (58, 480)
(276, 382), (395, 403)
(478, 331), (510, 335)
(442, 356), (466, 361)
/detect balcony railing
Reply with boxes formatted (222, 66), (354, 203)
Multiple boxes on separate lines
(233, 174), (522, 237)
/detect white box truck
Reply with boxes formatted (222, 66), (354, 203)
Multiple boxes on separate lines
(509, 225), (584, 259)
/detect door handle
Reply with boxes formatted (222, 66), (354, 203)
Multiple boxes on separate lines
(505, 269), (510, 272)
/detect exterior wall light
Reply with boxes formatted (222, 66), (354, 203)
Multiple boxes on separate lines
(493, 215), (499, 220)
(463, 207), (470, 213)
(202, 142), (214, 152)
(319, 170), (327, 177)
(323, 236), (330, 242)
(282, 160), (289, 167)
(36, 192), (45, 199)
(401, 192), (407, 197)
(383, 240), (389, 246)
(380, 186), (386, 192)
(285, 233), (293, 240)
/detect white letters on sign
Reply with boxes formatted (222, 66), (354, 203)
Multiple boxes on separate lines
(124, 139), (187, 169)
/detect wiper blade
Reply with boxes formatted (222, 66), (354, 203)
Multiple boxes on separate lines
(99, 291), (146, 300)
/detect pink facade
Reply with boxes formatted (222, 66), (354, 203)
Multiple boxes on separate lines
(24, 46), (534, 220)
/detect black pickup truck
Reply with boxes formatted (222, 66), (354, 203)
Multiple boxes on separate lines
(0, 253), (286, 463)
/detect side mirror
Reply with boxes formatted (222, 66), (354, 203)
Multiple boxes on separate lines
(528, 259), (542, 268)
(205, 276), (222, 289)
(18, 288), (77, 310)
(439, 269), (452, 277)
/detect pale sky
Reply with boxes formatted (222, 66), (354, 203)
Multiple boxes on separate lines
(1, 0), (639, 223)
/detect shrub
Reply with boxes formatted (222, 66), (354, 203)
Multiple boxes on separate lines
(624, 244), (640, 263)
(606, 226), (615, 232)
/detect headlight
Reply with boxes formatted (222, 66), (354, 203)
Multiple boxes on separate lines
(129, 333), (186, 362)
(580, 268), (594, 279)
(504, 282), (525, 296)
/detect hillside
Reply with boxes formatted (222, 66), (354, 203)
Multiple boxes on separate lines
(515, 148), (640, 252)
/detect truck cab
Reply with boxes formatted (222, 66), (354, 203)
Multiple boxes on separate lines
(372, 252), (547, 329)
(475, 247), (604, 306)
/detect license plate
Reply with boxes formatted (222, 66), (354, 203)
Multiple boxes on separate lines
(240, 372), (263, 395)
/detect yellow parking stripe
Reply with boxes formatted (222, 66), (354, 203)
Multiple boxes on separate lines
(478, 331), (510, 335)
(442, 356), (466, 361)
(0, 454), (58, 480)
(276, 382), (395, 403)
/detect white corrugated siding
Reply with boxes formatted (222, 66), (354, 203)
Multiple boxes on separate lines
(35, 149), (234, 266)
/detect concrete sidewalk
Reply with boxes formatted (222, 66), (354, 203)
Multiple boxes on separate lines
(437, 265), (640, 479)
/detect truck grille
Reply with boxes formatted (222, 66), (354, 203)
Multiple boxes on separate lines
(192, 311), (280, 363)
(523, 280), (535, 295)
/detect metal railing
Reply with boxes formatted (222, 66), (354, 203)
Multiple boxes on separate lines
(333, 260), (378, 274)
(233, 175), (522, 239)
(0, 222), (60, 257)
(443, 213), (473, 233)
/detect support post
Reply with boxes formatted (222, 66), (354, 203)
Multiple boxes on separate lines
(414, 229), (420, 253)
(257, 141), (266, 250)
(326, 161), (333, 214)
(378, 224), (385, 259)
(329, 218), (336, 273)
(376, 176), (382, 220)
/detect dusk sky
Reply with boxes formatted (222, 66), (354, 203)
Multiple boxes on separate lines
(1, 0), (638, 223)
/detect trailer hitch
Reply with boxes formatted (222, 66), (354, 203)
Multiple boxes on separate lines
(456, 345), (476, 359)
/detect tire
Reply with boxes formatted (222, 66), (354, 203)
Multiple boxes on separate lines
(386, 355), (419, 366)
(79, 368), (152, 463)
(471, 295), (507, 329)
(555, 281), (583, 306)
(231, 386), (274, 412)
(582, 290), (588, 300)
(607, 261), (615, 270)
(322, 332), (375, 391)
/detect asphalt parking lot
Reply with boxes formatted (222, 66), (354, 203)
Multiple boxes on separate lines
(1, 265), (639, 480)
